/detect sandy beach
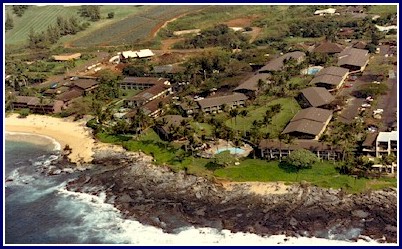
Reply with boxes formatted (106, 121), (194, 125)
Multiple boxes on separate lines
(5, 114), (96, 165)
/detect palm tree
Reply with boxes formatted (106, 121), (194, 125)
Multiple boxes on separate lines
(229, 109), (239, 127)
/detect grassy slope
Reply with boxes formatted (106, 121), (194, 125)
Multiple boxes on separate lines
(367, 5), (397, 15)
(225, 98), (300, 137)
(214, 159), (397, 193)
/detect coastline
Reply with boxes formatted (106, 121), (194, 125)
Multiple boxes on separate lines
(5, 114), (95, 165)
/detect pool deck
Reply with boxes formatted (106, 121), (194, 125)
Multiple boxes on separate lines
(200, 139), (253, 158)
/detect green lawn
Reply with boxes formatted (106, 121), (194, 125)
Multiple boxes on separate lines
(191, 122), (213, 136)
(95, 129), (396, 193)
(226, 98), (300, 137)
(214, 159), (397, 193)
(367, 5), (397, 15)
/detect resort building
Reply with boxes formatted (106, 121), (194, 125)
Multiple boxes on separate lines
(298, 87), (335, 109)
(312, 41), (344, 54)
(337, 47), (370, 72)
(259, 51), (305, 73)
(119, 77), (170, 90)
(124, 83), (172, 108)
(72, 79), (99, 94)
(233, 73), (270, 98)
(196, 93), (248, 114)
(153, 115), (186, 141)
(376, 131), (398, 158)
(259, 139), (341, 160)
(282, 107), (333, 140)
(12, 96), (63, 114)
(310, 66), (349, 90)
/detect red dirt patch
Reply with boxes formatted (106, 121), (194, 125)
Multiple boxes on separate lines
(160, 38), (184, 51)
(224, 15), (260, 27)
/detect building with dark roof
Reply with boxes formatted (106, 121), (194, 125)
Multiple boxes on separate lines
(196, 93), (248, 113)
(259, 51), (305, 73)
(72, 79), (99, 94)
(12, 96), (63, 114)
(233, 73), (270, 97)
(141, 96), (172, 118)
(124, 83), (171, 108)
(119, 77), (169, 90)
(310, 66), (349, 90)
(153, 115), (186, 141)
(259, 139), (342, 160)
(313, 41), (344, 54)
(298, 87), (335, 108)
(56, 89), (83, 106)
(337, 47), (370, 72)
(282, 107), (333, 139)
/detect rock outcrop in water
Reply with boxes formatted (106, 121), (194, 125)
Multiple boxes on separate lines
(65, 150), (397, 243)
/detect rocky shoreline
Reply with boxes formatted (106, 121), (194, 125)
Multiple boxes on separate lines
(57, 149), (396, 243)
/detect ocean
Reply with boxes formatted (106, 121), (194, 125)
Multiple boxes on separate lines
(4, 132), (381, 245)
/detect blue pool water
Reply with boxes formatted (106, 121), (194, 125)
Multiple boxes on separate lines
(215, 147), (245, 155)
(308, 67), (321, 75)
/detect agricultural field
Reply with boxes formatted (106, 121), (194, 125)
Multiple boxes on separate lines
(71, 5), (205, 47)
(5, 5), (143, 46)
(5, 5), (81, 45)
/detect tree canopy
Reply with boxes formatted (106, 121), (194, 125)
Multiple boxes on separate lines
(285, 149), (319, 171)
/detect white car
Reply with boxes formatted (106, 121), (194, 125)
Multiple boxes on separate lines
(361, 103), (371, 108)
(372, 81), (380, 84)
(366, 96), (374, 102)
(373, 109), (384, 115)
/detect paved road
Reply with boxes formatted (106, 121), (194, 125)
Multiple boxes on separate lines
(33, 52), (110, 89)
(377, 68), (397, 130)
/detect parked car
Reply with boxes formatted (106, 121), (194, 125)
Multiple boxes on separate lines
(50, 83), (58, 89)
(348, 76), (357, 81)
(367, 126), (377, 133)
(366, 96), (374, 102)
(361, 103), (371, 108)
(373, 109), (384, 115)
(372, 81), (380, 84)
(343, 83), (353, 88)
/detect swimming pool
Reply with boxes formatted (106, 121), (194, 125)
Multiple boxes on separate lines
(307, 67), (322, 75)
(215, 147), (245, 155)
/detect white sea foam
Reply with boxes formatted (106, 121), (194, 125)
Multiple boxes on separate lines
(6, 131), (61, 151)
(54, 189), (384, 245)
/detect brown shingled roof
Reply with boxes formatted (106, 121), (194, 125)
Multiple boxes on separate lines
(121, 77), (169, 85)
(56, 89), (83, 102)
(259, 51), (305, 72)
(197, 93), (248, 109)
(316, 66), (349, 77)
(73, 79), (99, 90)
(259, 139), (342, 151)
(126, 84), (169, 101)
(234, 73), (270, 91)
(290, 107), (333, 123)
(310, 74), (344, 87)
(301, 87), (335, 107)
(313, 42), (344, 54)
(337, 47), (370, 67)
(282, 119), (326, 136)
(363, 132), (378, 147)
(141, 96), (172, 115)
